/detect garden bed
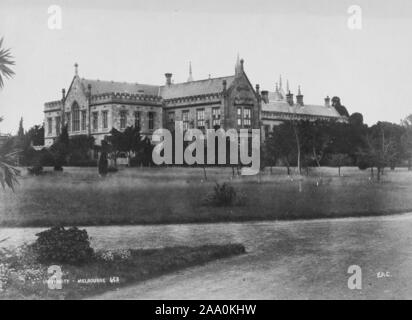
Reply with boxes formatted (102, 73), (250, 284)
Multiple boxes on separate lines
(0, 243), (246, 300)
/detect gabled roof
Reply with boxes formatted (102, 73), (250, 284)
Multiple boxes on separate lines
(80, 78), (161, 96)
(159, 76), (236, 100)
(261, 100), (343, 118)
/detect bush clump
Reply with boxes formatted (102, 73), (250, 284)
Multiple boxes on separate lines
(205, 183), (244, 207)
(33, 226), (94, 265)
(27, 165), (44, 176)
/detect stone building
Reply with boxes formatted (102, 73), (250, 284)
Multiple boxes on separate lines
(259, 77), (348, 140)
(44, 57), (260, 147)
(43, 57), (348, 147)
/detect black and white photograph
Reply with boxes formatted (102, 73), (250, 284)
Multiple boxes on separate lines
(1, 0), (412, 305)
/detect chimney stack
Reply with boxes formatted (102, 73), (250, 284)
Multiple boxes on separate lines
(222, 79), (227, 92)
(296, 86), (304, 106)
(286, 91), (294, 106)
(165, 73), (173, 86)
(87, 83), (92, 97)
(261, 90), (269, 103)
(62, 88), (66, 101)
(325, 96), (331, 107)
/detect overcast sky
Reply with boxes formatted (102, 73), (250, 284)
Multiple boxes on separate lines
(1, 0), (412, 134)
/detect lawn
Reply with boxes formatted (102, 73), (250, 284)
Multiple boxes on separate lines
(1, 166), (412, 227)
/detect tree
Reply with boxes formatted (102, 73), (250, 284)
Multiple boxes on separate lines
(401, 115), (412, 170)
(357, 123), (399, 181)
(108, 126), (143, 165)
(50, 125), (69, 170)
(98, 141), (109, 176)
(328, 153), (352, 176)
(17, 117), (24, 138)
(264, 123), (297, 175)
(0, 118), (20, 190)
(0, 38), (17, 190)
(332, 96), (350, 117)
(0, 37), (15, 89)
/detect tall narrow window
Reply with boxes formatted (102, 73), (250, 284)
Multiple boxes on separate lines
(120, 110), (127, 129)
(168, 111), (175, 130)
(55, 116), (61, 135)
(48, 118), (53, 135)
(148, 112), (154, 130)
(196, 109), (205, 128)
(212, 107), (221, 128)
(72, 103), (80, 132)
(182, 110), (189, 131)
(237, 107), (242, 126)
(102, 111), (108, 129)
(66, 112), (71, 132)
(134, 111), (140, 129)
(92, 112), (98, 131)
(243, 108), (251, 127)
(81, 110), (86, 131)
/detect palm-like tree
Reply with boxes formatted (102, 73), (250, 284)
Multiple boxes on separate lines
(0, 37), (15, 88)
(0, 37), (19, 190)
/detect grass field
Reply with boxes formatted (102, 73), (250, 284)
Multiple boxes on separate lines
(1, 166), (412, 227)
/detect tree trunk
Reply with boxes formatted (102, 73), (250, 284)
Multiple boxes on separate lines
(371, 167), (374, 178)
(338, 166), (341, 177)
(377, 167), (381, 181)
(203, 166), (207, 181)
(292, 123), (301, 175)
(408, 159), (411, 171)
(313, 147), (321, 168)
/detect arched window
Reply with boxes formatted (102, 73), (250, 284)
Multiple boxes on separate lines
(72, 102), (80, 132)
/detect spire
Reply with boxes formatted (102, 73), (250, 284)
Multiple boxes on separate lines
(286, 80), (290, 93)
(275, 82), (279, 92)
(187, 61), (194, 82)
(279, 75), (283, 89)
(74, 63), (79, 76)
(235, 53), (241, 75)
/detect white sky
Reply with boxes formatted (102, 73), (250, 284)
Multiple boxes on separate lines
(1, 0), (412, 134)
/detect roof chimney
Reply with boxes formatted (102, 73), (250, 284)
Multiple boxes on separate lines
(62, 88), (66, 101)
(325, 96), (331, 107)
(87, 83), (92, 97)
(296, 86), (304, 106)
(165, 73), (173, 86)
(261, 90), (269, 103)
(74, 63), (79, 76)
(286, 91), (294, 106)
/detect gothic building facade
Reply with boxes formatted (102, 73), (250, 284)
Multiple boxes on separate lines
(43, 58), (347, 147)
(43, 58), (260, 147)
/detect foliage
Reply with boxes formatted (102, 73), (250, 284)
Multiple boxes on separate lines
(205, 183), (244, 207)
(67, 135), (95, 165)
(328, 153), (353, 175)
(27, 165), (44, 176)
(0, 37), (15, 89)
(50, 125), (69, 170)
(98, 141), (109, 175)
(32, 226), (94, 265)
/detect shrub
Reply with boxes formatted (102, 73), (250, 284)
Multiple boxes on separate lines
(32, 227), (94, 265)
(98, 152), (108, 176)
(205, 183), (244, 207)
(27, 165), (43, 176)
(107, 166), (118, 173)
